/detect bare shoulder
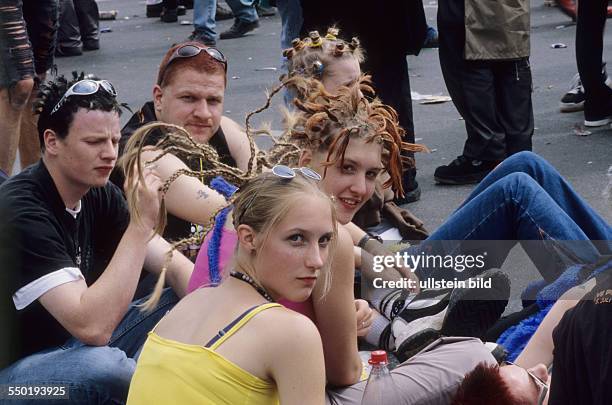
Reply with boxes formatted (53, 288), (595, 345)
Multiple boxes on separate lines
(220, 116), (254, 172)
(252, 305), (320, 341)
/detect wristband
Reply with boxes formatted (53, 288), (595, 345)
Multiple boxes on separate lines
(357, 232), (383, 249)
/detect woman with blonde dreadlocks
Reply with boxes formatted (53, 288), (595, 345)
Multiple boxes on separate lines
(125, 79), (498, 405)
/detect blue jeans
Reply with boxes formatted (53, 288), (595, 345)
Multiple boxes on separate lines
(0, 289), (178, 404)
(193, 0), (257, 39)
(409, 151), (612, 281)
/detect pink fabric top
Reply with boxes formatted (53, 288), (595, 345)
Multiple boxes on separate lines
(189, 228), (316, 322)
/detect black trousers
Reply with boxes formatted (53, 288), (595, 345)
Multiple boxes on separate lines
(57, 0), (98, 49)
(576, 0), (611, 115)
(437, 0), (533, 161)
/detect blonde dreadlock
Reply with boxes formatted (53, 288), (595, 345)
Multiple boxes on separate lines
(119, 122), (262, 311)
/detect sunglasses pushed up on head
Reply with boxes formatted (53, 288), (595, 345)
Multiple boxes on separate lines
(158, 44), (228, 85)
(51, 79), (117, 115)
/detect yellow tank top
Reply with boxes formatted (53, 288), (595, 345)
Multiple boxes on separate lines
(127, 303), (282, 405)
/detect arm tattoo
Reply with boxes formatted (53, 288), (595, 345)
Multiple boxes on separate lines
(196, 190), (209, 200)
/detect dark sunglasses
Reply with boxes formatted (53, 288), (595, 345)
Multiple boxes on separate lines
(51, 79), (117, 115)
(502, 361), (549, 405)
(271, 165), (322, 181)
(159, 44), (228, 84)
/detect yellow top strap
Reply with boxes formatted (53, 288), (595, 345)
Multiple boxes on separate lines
(209, 303), (282, 350)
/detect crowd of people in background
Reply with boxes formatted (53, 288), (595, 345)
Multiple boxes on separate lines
(0, 1), (611, 404)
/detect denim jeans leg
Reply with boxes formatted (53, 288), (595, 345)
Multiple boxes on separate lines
(277, 0), (302, 50)
(0, 345), (135, 404)
(411, 172), (604, 282)
(461, 151), (612, 245)
(108, 288), (179, 358)
(193, 0), (217, 40)
(225, 0), (257, 23)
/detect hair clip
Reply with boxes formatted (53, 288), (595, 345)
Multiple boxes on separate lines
(283, 48), (294, 59)
(333, 42), (345, 57)
(349, 37), (360, 51)
(312, 60), (324, 77)
(308, 31), (323, 47)
(292, 38), (305, 52)
(325, 27), (339, 40)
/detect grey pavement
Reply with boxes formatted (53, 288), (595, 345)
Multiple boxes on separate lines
(54, 0), (610, 305)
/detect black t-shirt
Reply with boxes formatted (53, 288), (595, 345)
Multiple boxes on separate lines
(0, 161), (129, 362)
(549, 265), (612, 405)
(113, 101), (237, 259)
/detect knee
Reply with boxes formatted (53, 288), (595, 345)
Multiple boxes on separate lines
(502, 151), (548, 174)
(71, 346), (135, 400)
(8, 78), (34, 108)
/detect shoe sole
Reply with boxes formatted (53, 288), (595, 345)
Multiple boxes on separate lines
(395, 328), (440, 362)
(559, 100), (584, 113)
(584, 117), (612, 127)
(220, 22), (260, 39)
(434, 173), (487, 185)
(394, 185), (421, 205)
(440, 270), (510, 338)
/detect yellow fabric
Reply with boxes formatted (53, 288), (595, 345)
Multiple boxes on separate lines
(127, 303), (282, 405)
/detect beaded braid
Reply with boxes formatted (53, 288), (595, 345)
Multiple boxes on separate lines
(120, 122), (261, 311)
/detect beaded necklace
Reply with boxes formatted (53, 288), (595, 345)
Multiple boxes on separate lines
(230, 271), (274, 303)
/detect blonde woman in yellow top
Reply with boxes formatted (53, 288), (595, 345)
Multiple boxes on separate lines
(127, 170), (337, 405)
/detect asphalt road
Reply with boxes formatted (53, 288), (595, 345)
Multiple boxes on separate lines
(54, 0), (611, 305)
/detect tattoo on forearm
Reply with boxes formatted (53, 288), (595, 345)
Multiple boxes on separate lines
(197, 190), (209, 200)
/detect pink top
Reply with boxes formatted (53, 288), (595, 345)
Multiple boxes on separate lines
(189, 228), (316, 322)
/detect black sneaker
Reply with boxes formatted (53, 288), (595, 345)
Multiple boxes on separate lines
(146, 2), (162, 18)
(220, 19), (260, 39)
(216, 3), (234, 21)
(55, 46), (82, 57)
(256, 4), (276, 17)
(188, 31), (216, 47)
(177, 5), (186, 16)
(160, 7), (178, 23)
(83, 39), (99, 51)
(560, 68), (612, 113)
(434, 155), (499, 185)
(440, 269), (510, 338)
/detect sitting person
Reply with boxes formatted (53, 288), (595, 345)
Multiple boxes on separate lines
(452, 255), (612, 405)
(281, 28), (427, 236)
(127, 169), (497, 405)
(128, 78), (504, 388)
(114, 41), (253, 260)
(0, 75), (193, 403)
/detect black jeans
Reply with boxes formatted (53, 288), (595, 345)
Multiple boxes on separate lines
(438, 0), (533, 162)
(57, 0), (98, 49)
(576, 0), (612, 115)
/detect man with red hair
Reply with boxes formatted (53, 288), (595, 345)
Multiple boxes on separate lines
(115, 41), (252, 260)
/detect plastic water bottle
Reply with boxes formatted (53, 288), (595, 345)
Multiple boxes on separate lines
(361, 350), (401, 404)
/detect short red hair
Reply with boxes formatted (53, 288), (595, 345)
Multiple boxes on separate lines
(452, 363), (526, 405)
(156, 41), (227, 87)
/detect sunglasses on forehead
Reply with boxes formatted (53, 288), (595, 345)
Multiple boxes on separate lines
(158, 44), (228, 84)
(51, 79), (117, 115)
(271, 165), (322, 181)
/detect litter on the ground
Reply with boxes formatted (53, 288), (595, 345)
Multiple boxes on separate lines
(255, 67), (278, 71)
(551, 43), (567, 49)
(573, 124), (592, 136)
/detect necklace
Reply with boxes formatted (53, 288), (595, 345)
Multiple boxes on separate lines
(230, 271), (274, 302)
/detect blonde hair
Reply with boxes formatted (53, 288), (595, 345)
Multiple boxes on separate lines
(282, 28), (364, 100)
(119, 122), (336, 310)
(232, 172), (338, 296)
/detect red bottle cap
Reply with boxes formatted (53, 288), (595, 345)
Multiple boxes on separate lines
(368, 350), (388, 365)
